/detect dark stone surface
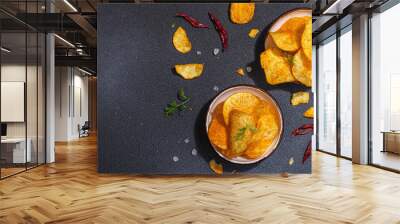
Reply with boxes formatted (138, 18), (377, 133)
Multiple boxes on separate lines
(98, 3), (312, 174)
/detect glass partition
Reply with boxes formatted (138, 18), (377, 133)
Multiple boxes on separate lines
(0, 1), (46, 179)
(1, 31), (28, 177)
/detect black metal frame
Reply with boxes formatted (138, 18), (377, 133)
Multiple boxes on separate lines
(315, 44), (319, 152)
(367, 10), (373, 166)
(0, 0), (47, 180)
(336, 24), (341, 158)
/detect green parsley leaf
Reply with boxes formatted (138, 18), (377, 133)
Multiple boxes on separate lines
(164, 88), (191, 117)
(178, 88), (189, 101)
(234, 125), (257, 141)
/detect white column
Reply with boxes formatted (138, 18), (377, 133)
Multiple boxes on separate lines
(352, 14), (369, 164)
(46, 1), (55, 163)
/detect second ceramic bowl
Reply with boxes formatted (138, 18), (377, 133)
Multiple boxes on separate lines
(206, 85), (283, 164)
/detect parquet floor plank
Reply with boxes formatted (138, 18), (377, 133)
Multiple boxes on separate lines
(1, 135), (400, 223)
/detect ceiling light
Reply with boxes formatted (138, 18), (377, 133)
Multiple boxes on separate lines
(1, 47), (11, 53)
(63, 0), (78, 12)
(54, 34), (75, 48)
(78, 67), (93, 76)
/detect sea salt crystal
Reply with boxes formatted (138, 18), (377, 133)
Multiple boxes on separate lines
(196, 50), (202, 55)
(184, 138), (190, 144)
(289, 157), (294, 166)
(191, 148), (198, 156)
(173, 156), (179, 162)
(213, 86), (219, 92)
(171, 23), (176, 28)
(246, 66), (253, 73)
(213, 48), (220, 56)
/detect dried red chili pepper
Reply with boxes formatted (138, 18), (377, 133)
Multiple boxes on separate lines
(302, 141), (312, 164)
(292, 124), (314, 136)
(208, 12), (228, 50)
(176, 13), (209, 28)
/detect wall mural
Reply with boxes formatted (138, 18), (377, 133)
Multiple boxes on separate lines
(98, 3), (313, 174)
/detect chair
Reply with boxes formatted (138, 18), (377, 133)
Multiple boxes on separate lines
(79, 121), (90, 138)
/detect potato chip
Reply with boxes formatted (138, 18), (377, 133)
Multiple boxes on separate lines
(260, 48), (296, 85)
(223, 92), (260, 125)
(244, 112), (279, 159)
(271, 16), (309, 52)
(291, 91), (310, 106)
(304, 107), (314, 118)
(254, 100), (272, 118)
(218, 148), (235, 159)
(175, 64), (204, 80)
(209, 159), (223, 175)
(229, 110), (257, 156)
(230, 3), (255, 24)
(248, 28), (260, 38)
(243, 139), (271, 159)
(236, 68), (245, 76)
(249, 112), (279, 146)
(281, 172), (289, 178)
(270, 31), (300, 52)
(173, 26), (192, 54)
(292, 49), (312, 87)
(301, 19), (312, 61)
(208, 104), (228, 150)
(280, 16), (309, 33)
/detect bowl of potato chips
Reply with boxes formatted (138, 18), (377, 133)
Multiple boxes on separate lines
(261, 8), (312, 87)
(206, 85), (283, 164)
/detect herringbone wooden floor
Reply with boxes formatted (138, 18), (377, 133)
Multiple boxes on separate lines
(1, 135), (400, 224)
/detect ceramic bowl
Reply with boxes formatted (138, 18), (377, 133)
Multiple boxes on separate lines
(206, 85), (283, 164)
(264, 8), (312, 50)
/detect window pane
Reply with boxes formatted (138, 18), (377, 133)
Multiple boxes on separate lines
(340, 28), (352, 158)
(318, 37), (337, 154)
(371, 4), (400, 171)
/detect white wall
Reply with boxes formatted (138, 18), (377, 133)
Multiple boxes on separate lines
(55, 67), (70, 141)
(1, 64), (38, 138)
(72, 73), (89, 138)
(1, 65), (27, 141)
(55, 67), (89, 141)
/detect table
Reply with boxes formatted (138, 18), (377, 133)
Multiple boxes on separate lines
(382, 131), (400, 154)
(97, 3), (312, 174)
(1, 138), (32, 163)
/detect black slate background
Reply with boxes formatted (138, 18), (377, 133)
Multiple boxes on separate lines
(98, 3), (312, 174)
